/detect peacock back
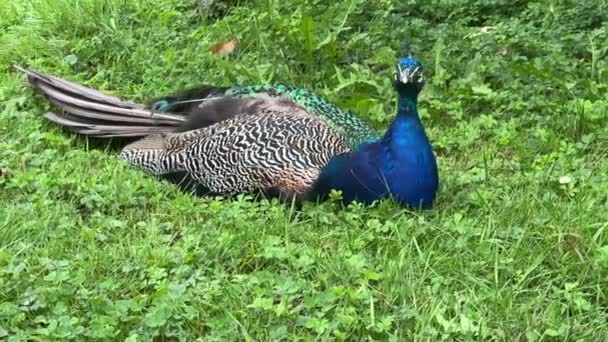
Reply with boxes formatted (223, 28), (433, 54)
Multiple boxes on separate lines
(225, 84), (380, 148)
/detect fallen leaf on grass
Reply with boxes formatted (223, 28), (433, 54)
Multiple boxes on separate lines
(209, 40), (237, 56)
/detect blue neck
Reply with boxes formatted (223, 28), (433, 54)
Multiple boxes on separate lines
(312, 88), (438, 208)
(381, 91), (426, 147)
(397, 92), (418, 115)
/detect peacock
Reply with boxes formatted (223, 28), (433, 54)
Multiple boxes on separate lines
(13, 49), (438, 208)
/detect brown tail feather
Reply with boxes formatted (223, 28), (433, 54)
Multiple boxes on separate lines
(43, 112), (174, 137)
(12, 65), (187, 138)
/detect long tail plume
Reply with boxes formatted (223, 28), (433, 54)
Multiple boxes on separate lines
(12, 65), (187, 138)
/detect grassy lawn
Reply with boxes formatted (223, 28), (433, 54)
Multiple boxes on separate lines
(1, 0), (607, 340)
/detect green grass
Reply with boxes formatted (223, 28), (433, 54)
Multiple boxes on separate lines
(1, 0), (607, 340)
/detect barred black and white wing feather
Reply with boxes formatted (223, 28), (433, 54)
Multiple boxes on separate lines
(119, 110), (349, 201)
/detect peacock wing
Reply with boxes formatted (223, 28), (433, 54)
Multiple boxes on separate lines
(118, 110), (350, 202)
(148, 83), (381, 148)
(226, 84), (381, 148)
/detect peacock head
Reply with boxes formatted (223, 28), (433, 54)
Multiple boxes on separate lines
(394, 57), (425, 96)
(394, 41), (425, 96)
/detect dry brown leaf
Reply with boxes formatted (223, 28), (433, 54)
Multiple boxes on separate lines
(209, 40), (237, 56)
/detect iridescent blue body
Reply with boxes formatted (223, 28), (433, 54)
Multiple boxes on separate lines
(312, 58), (439, 208)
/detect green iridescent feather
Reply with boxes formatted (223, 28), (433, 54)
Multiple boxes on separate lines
(225, 84), (380, 149)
